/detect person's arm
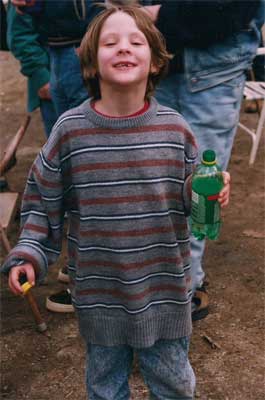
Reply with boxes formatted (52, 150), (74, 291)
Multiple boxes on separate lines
(180, 120), (198, 216)
(1, 127), (65, 286)
(144, 0), (262, 51)
(7, 3), (50, 97)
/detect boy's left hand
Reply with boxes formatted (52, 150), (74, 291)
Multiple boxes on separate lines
(219, 171), (231, 208)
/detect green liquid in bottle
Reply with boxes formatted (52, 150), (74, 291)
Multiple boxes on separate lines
(191, 150), (224, 240)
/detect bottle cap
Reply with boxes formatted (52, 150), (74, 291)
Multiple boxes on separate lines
(202, 150), (216, 165)
(21, 281), (33, 295)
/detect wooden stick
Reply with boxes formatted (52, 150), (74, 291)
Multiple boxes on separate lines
(23, 290), (47, 333)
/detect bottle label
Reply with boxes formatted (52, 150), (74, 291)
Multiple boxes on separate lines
(191, 190), (221, 224)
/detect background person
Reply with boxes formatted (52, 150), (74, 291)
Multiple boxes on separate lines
(6, 1), (57, 137)
(142, 0), (264, 320)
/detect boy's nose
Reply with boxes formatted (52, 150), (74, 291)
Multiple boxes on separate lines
(117, 40), (131, 54)
(118, 47), (131, 55)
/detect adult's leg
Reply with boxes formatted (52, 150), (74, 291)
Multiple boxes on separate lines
(49, 46), (88, 117)
(137, 337), (195, 400)
(156, 72), (246, 291)
(49, 47), (69, 117)
(85, 343), (133, 400)
(39, 98), (57, 138)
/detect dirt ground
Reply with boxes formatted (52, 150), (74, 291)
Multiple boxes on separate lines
(0, 51), (264, 400)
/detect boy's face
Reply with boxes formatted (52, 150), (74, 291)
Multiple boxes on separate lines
(97, 11), (153, 94)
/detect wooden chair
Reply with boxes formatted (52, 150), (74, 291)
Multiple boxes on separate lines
(238, 48), (265, 165)
(0, 115), (31, 251)
(0, 115), (47, 332)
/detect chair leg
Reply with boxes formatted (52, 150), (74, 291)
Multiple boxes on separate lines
(249, 102), (265, 164)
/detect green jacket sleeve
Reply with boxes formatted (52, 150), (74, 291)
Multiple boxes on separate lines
(6, 3), (50, 111)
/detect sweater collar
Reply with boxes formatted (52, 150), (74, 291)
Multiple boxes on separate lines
(81, 97), (158, 129)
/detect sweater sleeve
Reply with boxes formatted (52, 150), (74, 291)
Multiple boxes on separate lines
(6, 4), (50, 91)
(181, 121), (198, 216)
(1, 129), (65, 283)
(154, 0), (261, 52)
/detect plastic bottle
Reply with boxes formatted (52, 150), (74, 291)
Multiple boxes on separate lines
(191, 149), (224, 240)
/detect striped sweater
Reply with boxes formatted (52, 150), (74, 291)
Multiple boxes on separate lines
(2, 98), (198, 347)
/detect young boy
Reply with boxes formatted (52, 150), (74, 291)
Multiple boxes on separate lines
(3, 5), (230, 399)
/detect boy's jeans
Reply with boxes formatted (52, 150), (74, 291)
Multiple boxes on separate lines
(155, 72), (246, 291)
(49, 46), (89, 117)
(86, 337), (195, 400)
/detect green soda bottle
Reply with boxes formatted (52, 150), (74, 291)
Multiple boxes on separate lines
(191, 150), (224, 240)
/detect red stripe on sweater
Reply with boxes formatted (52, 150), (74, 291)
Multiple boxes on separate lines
(79, 192), (181, 206)
(32, 165), (61, 188)
(24, 224), (48, 234)
(77, 284), (186, 300)
(78, 224), (186, 238)
(23, 194), (42, 201)
(77, 256), (182, 270)
(70, 159), (184, 174)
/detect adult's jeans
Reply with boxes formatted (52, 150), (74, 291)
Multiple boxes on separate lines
(86, 337), (195, 400)
(155, 72), (246, 291)
(49, 46), (89, 117)
(39, 98), (57, 138)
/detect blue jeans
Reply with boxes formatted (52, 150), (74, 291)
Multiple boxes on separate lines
(86, 337), (195, 400)
(39, 98), (57, 138)
(156, 72), (246, 290)
(49, 46), (89, 117)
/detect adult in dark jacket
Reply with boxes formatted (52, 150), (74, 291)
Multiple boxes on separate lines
(11, 0), (105, 116)
(142, 0), (264, 320)
(6, 2), (57, 137)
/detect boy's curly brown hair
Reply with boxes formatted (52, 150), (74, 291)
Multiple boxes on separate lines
(79, 4), (171, 100)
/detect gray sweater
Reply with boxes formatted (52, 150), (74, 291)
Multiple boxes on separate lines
(2, 98), (198, 347)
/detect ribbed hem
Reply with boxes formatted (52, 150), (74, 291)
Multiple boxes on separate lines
(77, 304), (192, 348)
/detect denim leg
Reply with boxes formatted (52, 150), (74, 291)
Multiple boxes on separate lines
(156, 72), (246, 290)
(49, 46), (89, 117)
(137, 338), (195, 400)
(39, 98), (57, 138)
(85, 343), (133, 400)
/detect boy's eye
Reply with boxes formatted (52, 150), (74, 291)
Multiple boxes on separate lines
(132, 41), (143, 46)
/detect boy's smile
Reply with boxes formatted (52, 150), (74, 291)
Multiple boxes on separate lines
(113, 61), (137, 70)
(97, 11), (152, 94)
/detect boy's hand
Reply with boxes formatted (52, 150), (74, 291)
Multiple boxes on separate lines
(219, 171), (231, 208)
(8, 263), (35, 295)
